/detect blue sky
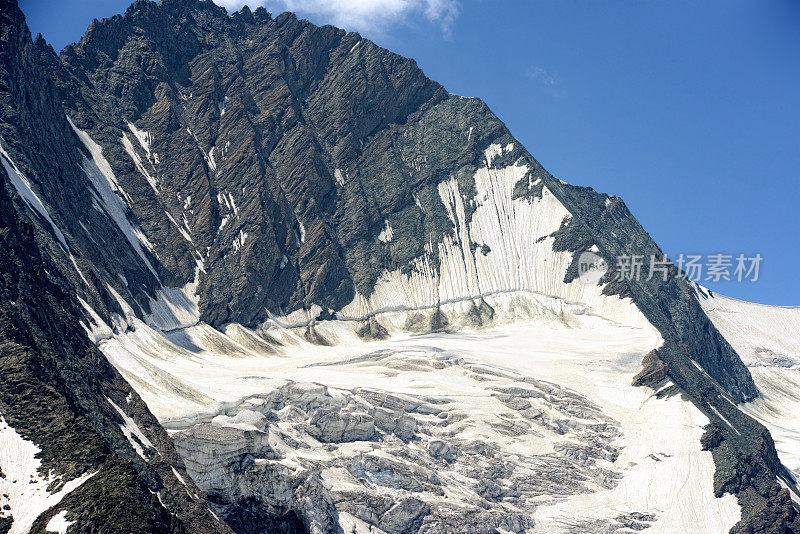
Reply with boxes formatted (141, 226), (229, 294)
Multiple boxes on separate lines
(20, 0), (800, 305)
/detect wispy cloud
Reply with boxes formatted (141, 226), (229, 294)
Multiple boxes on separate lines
(525, 66), (559, 87)
(214, 0), (460, 36)
(525, 66), (566, 98)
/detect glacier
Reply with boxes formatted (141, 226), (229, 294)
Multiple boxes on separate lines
(78, 149), (751, 532)
(2, 0), (792, 529)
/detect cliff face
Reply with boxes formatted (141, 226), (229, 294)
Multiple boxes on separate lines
(11, 0), (758, 399)
(57, 0), (449, 328)
(0, 0), (797, 532)
(0, 2), (227, 531)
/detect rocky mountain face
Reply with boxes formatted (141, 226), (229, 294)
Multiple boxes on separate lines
(0, 0), (798, 532)
(0, 2), (233, 532)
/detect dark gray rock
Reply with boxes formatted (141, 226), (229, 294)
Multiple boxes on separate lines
(0, 1), (230, 531)
(631, 349), (668, 387)
(0, 0), (797, 531)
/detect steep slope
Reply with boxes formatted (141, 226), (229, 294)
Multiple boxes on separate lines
(0, 139), (224, 533)
(0, 0), (797, 531)
(50, 0), (757, 412)
(699, 291), (800, 495)
(0, 1), (232, 531)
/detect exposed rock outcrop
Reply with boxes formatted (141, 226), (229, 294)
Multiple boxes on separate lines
(631, 349), (669, 387)
(0, 0), (797, 531)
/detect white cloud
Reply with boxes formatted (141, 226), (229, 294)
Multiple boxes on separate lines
(525, 66), (566, 99)
(214, 0), (460, 36)
(526, 66), (559, 87)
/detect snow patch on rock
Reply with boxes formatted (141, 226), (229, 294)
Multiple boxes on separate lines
(0, 416), (95, 534)
(378, 220), (394, 243)
(122, 132), (159, 193)
(107, 397), (155, 460)
(232, 229), (248, 252)
(0, 140), (68, 249)
(45, 510), (74, 533)
(68, 118), (160, 277)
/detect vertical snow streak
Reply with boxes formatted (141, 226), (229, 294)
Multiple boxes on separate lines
(122, 122), (159, 193)
(340, 144), (647, 328)
(68, 117), (161, 279)
(107, 397), (155, 460)
(0, 140), (68, 249)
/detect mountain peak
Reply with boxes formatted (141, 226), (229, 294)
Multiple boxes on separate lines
(0, 2), (797, 532)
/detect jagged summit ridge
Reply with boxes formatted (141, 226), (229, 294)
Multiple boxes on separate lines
(58, 0), (455, 328)
(0, 0), (797, 531)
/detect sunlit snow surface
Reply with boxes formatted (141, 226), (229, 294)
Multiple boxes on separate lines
(700, 291), (800, 487)
(92, 302), (741, 533)
(80, 143), (745, 532)
(45, 510), (74, 533)
(0, 417), (94, 534)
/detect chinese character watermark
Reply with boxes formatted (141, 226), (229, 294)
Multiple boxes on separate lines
(578, 252), (762, 285)
(673, 253), (762, 283)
